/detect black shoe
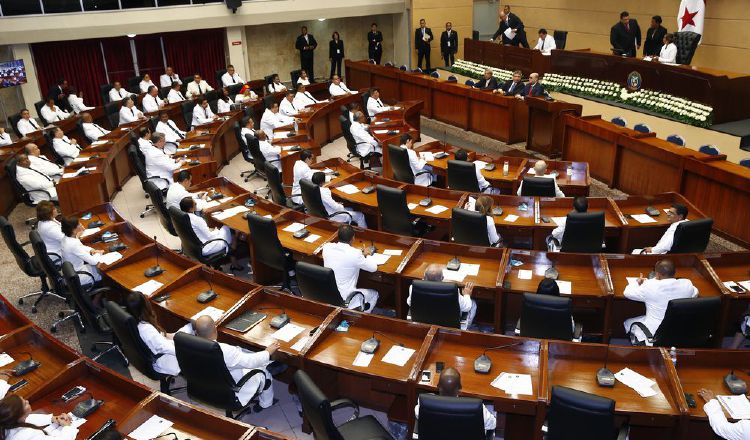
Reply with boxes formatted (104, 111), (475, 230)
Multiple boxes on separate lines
(267, 361), (288, 376)
(253, 398), (279, 413)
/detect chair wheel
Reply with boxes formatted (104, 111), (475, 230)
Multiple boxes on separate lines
(31, 307), (37, 313)
(50, 326), (57, 333)
(58, 311), (65, 318)
(17, 298), (24, 305)
(140, 213), (145, 218)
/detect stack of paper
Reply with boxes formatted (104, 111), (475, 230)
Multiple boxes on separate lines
(191, 306), (225, 321)
(382, 345), (415, 366)
(614, 368), (659, 397)
(353, 351), (374, 367)
(282, 145), (299, 151)
(0, 380), (10, 398)
(517, 269), (533, 280)
(407, 203), (418, 210)
(99, 252), (123, 266)
(442, 263), (480, 282)
(271, 323), (305, 342)
(0, 353), (14, 367)
(630, 214), (658, 224)
(80, 227), (100, 238)
(425, 205), (448, 215)
(337, 184), (360, 194)
(504, 214), (519, 223)
(626, 277), (641, 287)
(128, 415), (174, 440)
(555, 280), (572, 295)
(304, 234), (321, 243)
(490, 372), (533, 395)
(212, 205), (249, 220)
(383, 249), (402, 256)
(369, 253), (391, 265)
(133, 280), (163, 297)
(419, 152), (435, 162)
(373, 129), (390, 134)
(739, 281), (750, 291)
(291, 336), (310, 352)
(283, 222), (306, 233)
(91, 141), (108, 146)
(717, 395), (750, 420)
(73, 157), (89, 163)
(274, 131), (291, 138)
(25, 414), (53, 426)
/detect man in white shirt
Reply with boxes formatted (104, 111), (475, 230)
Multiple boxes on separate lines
(40, 98), (71, 124)
(166, 170), (210, 210)
(24, 143), (63, 181)
(292, 149), (315, 204)
(623, 259), (699, 343)
(160, 66), (181, 88)
(641, 203), (689, 254)
(67, 89), (94, 114)
(533, 28), (557, 55)
(15, 154), (57, 203)
(698, 388), (750, 440)
(267, 74), (287, 94)
(108, 81), (130, 102)
(0, 127), (11, 146)
(81, 112), (110, 142)
(193, 316), (278, 412)
(516, 160), (565, 197)
(321, 224), (379, 312)
(139, 74), (156, 93)
(656, 33), (678, 64)
(119, 97), (145, 126)
(144, 132), (185, 190)
(192, 98), (217, 128)
(350, 112), (381, 156)
(167, 82), (187, 103)
(51, 127), (80, 165)
(279, 92), (299, 117)
(156, 111), (186, 148)
(406, 264), (476, 330)
(16, 109), (43, 137)
(221, 64), (245, 87)
(186, 74), (214, 99)
(328, 75), (352, 96)
(181, 197), (241, 269)
(238, 116), (256, 146)
(399, 134), (433, 186)
(292, 84), (322, 109)
(550, 196), (588, 250)
(310, 172), (367, 227)
(453, 148), (500, 193)
(366, 88), (393, 117)
(142, 86), (165, 113)
(136, 127), (155, 155)
(256, 131), (281, 170)
(260, 102), (294, 140)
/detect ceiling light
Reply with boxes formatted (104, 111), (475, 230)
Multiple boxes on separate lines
(318, 18), (326, 21)
(127, 34), (136, 38)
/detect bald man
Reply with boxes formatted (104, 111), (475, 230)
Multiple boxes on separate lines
(406, 263), (477, 330)
(193, 316), (279, 412)
(516, 160), (565, 197)
(520, 73), (545, 98)
(81, 112), (110, 142)
(24, 143), (63, 182)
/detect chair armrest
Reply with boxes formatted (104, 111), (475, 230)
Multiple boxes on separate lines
(87, 286), (111, 297)
(19, 240), (30, 247)
(573, 322), (583, 343)
(235, 368), (267, 389)
(414, 170), (432, 177)
(344, 291), (366, 311)
(628, 322), (654, 345)
(330, 398), (360, 422)
(328, 211), (353, 224)
(267, 158), (281, 163)
(27, 189), (53, 198)
(616, 423), (629, 440)
(145, 176), (171, 186)
(514, 318), (521, 335)
(76, 270), (97, 285)
(201, 238), (230, 254)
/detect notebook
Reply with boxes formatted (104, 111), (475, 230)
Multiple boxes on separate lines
(224, 311), (267, 333)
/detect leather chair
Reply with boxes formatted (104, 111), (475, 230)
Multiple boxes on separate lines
(409, 280), (461, 328)
(180, 75), (194, 95)
(7, 113), (22, 138)
(669, 218), (713, 253)
(633, 123), (651, 133)
(430, 71), (440, 78)
(546, 386), (628, 440)
(158, 86), (171, 99)
(246, 213), (294, 291)
(666, 134), (685, 146)
(628, 297), (721, 348)
(610, 116), (627, 127)
(740, 158), (750, 169)
(128, 144), (169, 218)
(464, 79), (475, 87)
(144, 181), (177, 237)
(416, 394), (490, 440)
(105, 101), (121, 127)
(168, 206), (229, 268)
(447, 75), (457, 82)
(553, 30), (568, 50)
(233, 121), (258, 182)
(360, 91), (370, 113)
(290, 69), (302, 86)
(34, 101), (49, 126)
(127, 75), (143, 94)
(699, 145), (720, 155)
(99, 84), (113, 104)
(265, 162), (303, 211)
(181, 101), (197, 128)
(43, 131), (74, 166)
(204, 89), (220, 103)
(263, 94), (276, 111)
(215, 69), (227, 88)
(516, 293), (582, 341)
(60, 261), (112, 335)
(5, 157), (56, 207)
(264, 74), (277, 92)
(376, 185), (429, 237)
(208, 98), (219, 115)
(339, 115), (373, 169)
(300, 179), (353, 224)
(520, 176), (556, 197)
(451, 208), (491, 247)
(447, 160), (481, 192)
(246, 134), (275, 196)
(674, 31), (701, 65)
(550, 212), (605, 253)
(174, 332), (269, 419)
(294, 370), (393, 440)
(296, 261), (368, 311)
(388, 144), (431, 185)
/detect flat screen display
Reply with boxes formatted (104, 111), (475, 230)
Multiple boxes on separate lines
(0, 59), (27, 89)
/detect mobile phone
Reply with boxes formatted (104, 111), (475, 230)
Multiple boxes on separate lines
(420, 371), (431, 383)
(8, 379), (28, 393)
(435, 362), (444, 373)
(61, 385), (86, 402)
(685, 392), (696, 408)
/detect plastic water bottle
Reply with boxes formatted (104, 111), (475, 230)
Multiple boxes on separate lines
(502, 161), (509, 176)
(567, 164), (573, 175)
(669, 347), (677, 367)
(293, 120), (299, 133)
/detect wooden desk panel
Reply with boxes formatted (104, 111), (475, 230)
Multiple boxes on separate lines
(103, 244), (198, 294)
(81, 222), (152, 267)
(0, 297), (31, 336)
(431, 83), (470, 129)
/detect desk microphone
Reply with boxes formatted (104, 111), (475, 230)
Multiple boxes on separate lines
(196, 267), (217, 303)
(365, 241), (377, 255)
(446, 255), (461, 271)
(72, 392), (104, 418)
(144, 236), (165, 277)
(293, 216), (310, 239)
(85, 419), (116, 440)
(150, 433), (188, 440)
(724, 370), (748, 395)
(596, 348), (616, 387)
(257, 307), (290, 329)
(419, 186), (432, 207)
(11, 352), (40, 376)
(473, 341), (524, 374)
(88, 213), (105, 229)
(360, 331), (403, 354)
(544, 265), (559, 280)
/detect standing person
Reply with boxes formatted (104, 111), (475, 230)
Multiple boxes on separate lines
(644, 15), (667, 57)
(414, 18), (433, 72)
(295, 26), (318, 81)
(503, 5), (529, 48)
(368, 23), (383, 64)
(440, 22), (458, 67)
(329, 31), (344, 79)
(610, 11), (642, 57)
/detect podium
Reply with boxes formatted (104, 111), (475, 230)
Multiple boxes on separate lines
(525, 97), (581, 157)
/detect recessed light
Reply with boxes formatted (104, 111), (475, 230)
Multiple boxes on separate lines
(318, 18), (326, 21)
(127, 34), (136, 38)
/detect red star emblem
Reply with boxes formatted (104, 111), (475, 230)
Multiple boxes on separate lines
(681, 7), (699, 29)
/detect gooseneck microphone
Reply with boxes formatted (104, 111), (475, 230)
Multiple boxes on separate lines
(473, 341), (524, 374)
(258, 307), (290, 329)
(361, 331), (403, 354)
(196, 267), (217, 303)
(144, 236), (165, 277)
(596, 348), (615, 387)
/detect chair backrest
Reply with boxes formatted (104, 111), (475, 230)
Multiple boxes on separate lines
(174, 332), (240, 410)
(360, 91), (370, 111)
(339, 116), (358, 156)
(519, 293), (574, 340)
(34, 101), (49, 125)
(464, 80), (475, 87)
(29, 230), (66, 294)
(105, 101), (121, 127)
(181, 101), (197, 127)
(290, 69), (302, 86)
(205, 90), (220, 103)
(293, 370), (342, 440)
(387, 144), (415, 184)
(246, 135), (268, 171)
(674, 31), (701, 65)
(127, 75), (143, 94)
(8, 113), (22, 138)
(652, 297), (721, 348)
(103, 301), (161, 380)
(264, 74), (276, 87)
(633, 123), (651, 133)
(666, 134), (685, 146)
(553, 30), (568, 50)
(520, 176), (556, 197)
(0, 216), (37, 277)
(430, 71), (440, 78)
(451, 208), (490, 247)
(167, 206), (203, 261)
(61, 262), (99, 329)
(669, 218), (713, 254)
(447, 75), (457, 82)
(300, 179), (328, 219)
(4, 157), (34, 207)
(214, 69), (227, 87)
(547, 386), (616, 440)
(180, 75), (194, 94)
(698, 145), (720, 155)
(263, 94), (275, 111)
(246, 213), (287, 272)
(410, 280), (460, 328)
(417, 394), (486, 440)
(560, 212), (605, 253)
(265, 162), (289, 207)
(233, 122), (253, 163)
(128, 144), (149, 186)
(376, 185), (413, 236)
(208, 98), (218, 115)
(740, 158), (750, 169)
(295, 262), (345, 307)
(610, 116), (627, 127)
(99, 84), (113, 104)
(158, 86), (171, 99)
(145, 181), (176, 237)
(43, 131), (67, 165)
(447, 160), (481, 192)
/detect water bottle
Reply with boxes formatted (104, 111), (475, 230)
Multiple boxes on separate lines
(293, 120), (299, 133)
(567, 164), (573, 176)
(502, 160), (509, 176)
(669, 346), (677, 367)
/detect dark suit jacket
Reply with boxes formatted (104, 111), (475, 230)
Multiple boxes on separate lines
(415, 27), (434, 50)
(521, 83), (545, 97)
(493, 13), (526, 44)
(440, 30), (458, 54)
(368, 31), (383, 52)
(47, 85), (67, 108)
(329, 39), (344, 59)
(610, 20), (642, 57)
(644, 25), (667, 56)
(295, 34), (318, 58)
(502, 79), (525, 95)
(475, 77), (498, 90)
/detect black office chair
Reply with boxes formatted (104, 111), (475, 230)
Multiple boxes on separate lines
(99, 84), (113, 104)
(144, 181), (177, 237)
(233, 121), (258, 182)
(520, 176), (556, 197)
(300, 179), (353, 224)
(215, 69), (228, 88)
(416, 394), (491, 440)
(388, 144), (431, 185)
(126, 75), (143, 94)
(43, 131), (75, 166)
(409, 280), (461, 328)
(8, 113), (22, 138)
(263, 94), (275, 111)
(104, 101), (121, 127)
(674, 31), (701, 65)
(34, 100), (49, 126)
(294, 370), (393, 440)
(246, 135), (275, 197)
(376, 185), (429, 237)
(545, 386), (628, 440)
(296, 261), (368, 311)
(181, 101), (197, 128)
(633, 123), (651, 133)
(168, 206), (229, 269)
(447, 160), (481, 192)
(339, 115), (373, 170)
(266, 162), (303, 210)
(290, 69), (302, 86)
(547, 212), (605, 253)
(666, 134), (686, 146)
(264, 74), (276, 93)
(553, 30), (568, 50)
(246, 213), (294, 291)
(516, 293), (581, 341)
(180, 75), (194, 94)
(669, 218), (713, 254)
(158, 86), (171, 99)
(208, 98), (219, 115)
(204, 90), (220, 103)
(5, 157), (56, 208)
(451, 208), (492, 247)
(628, 297), (721, 348)
(128, 144), (169, 218)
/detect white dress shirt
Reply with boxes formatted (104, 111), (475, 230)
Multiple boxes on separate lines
(259, 139), (281, 168)
(658, 43), (678, 64)
(160, 73), (181, 88)
(137, 321), (192, 376)
(221, 72), (245, 87)
(40, 105), (70, 123)
(406, 283), (477, 329)
(267, 82), (287, 94)
(350, 121), (380, 156)
(279, 98), (298, 117)
(61, 235), (101, 284)
(402, 144), (431, 186)
(651, 219), (688, 254)
(414, 400), (495, 436)
(0, 131), (11, 146)
(67, 94), (94, 114)
(188, 212), (231, 255)
(137, 137), (156, 155)
(471, 162), (494, 192)
(15, 166), (57, 203)
(139, 79), (155, 93)
(516, 174), (565, 197)
(329, 82), (352, 96)
(235, 91), (258, 103)
(6, 425), (77, 440)
(321, 242), (379, 312)
(703, 399), (750, 440)
(156, 120), (186, 144)
(142, 94), (164, 113)
(217, 98), (233, 114)
(37, 219), (64, 262)
(292, 160), (314, 204)
(623, 277), (699, 342)
(551, 218), (567, 243)
(143, 145), (181, 189)
(192, 105), (215, 127)
(82, 122), (110, 142)
(17, 118), (42, 137)
(219, 342), (273, 407)
(119, 106), (143, 125)
(296, 77), (311, 86)
(166, 182), (206, 211)
(167, 88), (186, 103)
(318, 186), (368, 227)
(260, 109), (293, 139)
(29, 155), (63, 180)
(367, 96), (390, 117)
(52, 136), (80, 165)
(109, 87), (130, 102)
(293, 91), (321, 109)
(186, 80), (214, 99)
(485, 215), (500, 245)
(239, 127), (255, 146)
(534, 34), (557, 55)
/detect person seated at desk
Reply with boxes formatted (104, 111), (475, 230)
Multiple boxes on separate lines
(109, 81), (130, 102)
(186, 74), (214, 100)
(292, 149), (315, 204)
(0, 394), (78, 440)
(15, 154), (57, 203)
(730, 305), (750, 350)
(639, 203), (688, 254)
(145, 132), (185, 190)
(166, 170), (211, 211)
(238, 117), (255, 146)
(60, 216), (104, 287)
(495, 70), (525, 96)
(310, 171), (367, 227)
(81, 112), (110, 142)
(119, 97), (145, 126)
(267, 74), (287, 94)
(234, 86), (258, 104)
(468, 195), (503, 246)
(296, 69), (311, 86)
(366, 88), (393, 117)
(321, 224), (379, 312)
(191, 98), (217, 129)
(698, 389), (750, 440)
(454, 149), (499, 194)
(293, 84), (323, 109)
(257, 131), (281, 170)
(160, 66), (181, 88)
(399, 133), (433, 186)
(280, 92), (300, 117)
(24, 144), (63, 182)
(474, 69), (498, 90)
(136, 127), (155, 155)
(351, 111), (382, 157)
(654, 33), (677, 64)
(516, 160), (565, 197)
(51, 127), (80, 166)
(193, 316), (279, 412)
(156, 111), (185, 152)
(519, 73), (545, 98)
(40, 98), (71, 123)
(533, 28), (556, 55)
(167, 81), (186, 103)
(217, 88), (234, 114)
(347, 102), (362, 123)
(407, 263), (476, 330)
(180, 197), (242, 271)
(260, 102), (294, 140)
(623, 259), (698, 344)
(125, 291), (194, 376)
(139, 74), (156, 94)
(36, 201), (63, 264)
(328, 74), (352, 96)
(16, 109), (43, 137)
(221, 64), (245, 87)
(142, 86), (165, 113)
(66, 88), (94, 114)
(0, 128), (10, 146)
(550, 196), (588, 251)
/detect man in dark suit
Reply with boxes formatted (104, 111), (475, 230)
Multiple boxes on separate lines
(520, 73), (545, 98)
(414, 18), (434, 72)
(610, 11), (642, 57)
(492, 7), (529, 48)
(295, 26), (318, 81)
(47, 78), (70, 111)
(474, 69), (498, 90)
(368, 23), (383, 64)
(440, 22), (458, 67)
(644, 15), (667, 57)
(495, 70), (525, 96)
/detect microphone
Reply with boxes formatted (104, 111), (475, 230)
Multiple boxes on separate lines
(544, 264), (559, 280)
(724, 369), (748, 395)
(150, 433), (183, 440)
(365, 240), (377, 255)
(596, 348), (616, 387)
(196, 267), (218, 303)
(88, 213), (105, 229)
(361, 331), (403, 354)
(85, 419), (116, 440)
(293, 216), (310, 239)
(72, 392), (104, 418)
(473, 341), (524, 374)
(419, 185), (432, 207)
(144, 236), (165, 277)
(446, 255), (461, 271)
(11, 352), (40, 376)
(257, 307), (290, 329)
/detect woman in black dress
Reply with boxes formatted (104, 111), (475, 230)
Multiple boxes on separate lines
(329, 31), (344, 79)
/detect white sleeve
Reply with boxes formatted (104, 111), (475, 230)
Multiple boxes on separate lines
(551, 221), (565, 242)
(547, 37), (557, 52)
(359, 253), (379, 273)
(554, 180), (565, 198)
(192, 215), (212, 240)
(140, 323), (176, 356)
(703, 399), (750, 440)
(225, 344), (271, 370)
(533, 38), (542, 50)
(483, 405), (497, 431)
(76, 242), (101, 266)
(458, 293), (473, 313)
(486, 216), (500, 245)
(408, 149), (426, 171)
(516, 182), (523, 196)
(623, 282), (648, 302)
(651, 223), (676, 254)
(321, 188), (345, 212)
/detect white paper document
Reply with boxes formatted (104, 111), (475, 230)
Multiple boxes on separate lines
(0, 353), (14, 367)
(517, 269), (533, 280)
(271, 323), (305, 342)
(80, 227), (101, 238)
(191, 306), (225, 322)
(626, 277), (641, 287)
(91, 140), (108, 146)
(373, 129), (390, 134)
(555, 280), (572, 295)
(407, 203), (418, 210)
(0, 380), (10, 399)
(283, 222), (306, 232)
(212, 205), (249, 221)
(282, 145), (300, 151)
(442, 263), (480, 283)
(718, 395), (750, 420)
(738, 280), (750, 291)
(336, 184), (360, 194)
(615, 368), (658, 398)
(73, 157), (89, 163)
(504, 214), (519, 222)
(370, 253), (391, 265)
(381, 345), (415, 367)
(383, 249), (403, 256)
(203, 200), (220, 209)
(503, 28), (517, 40)
(291, 336), (310, 352)
(491, 372), (533, 395)
(304, 234), (321, 243)
(274, 131), (291, 138)
(128, 415), (174, 440)
(133, 279), (164, 297)
(419, 152), (435, 162)
(99, 252), (123, 266)
(630, 214), (657, 224)
(425, 205), (448, 215)
(353, 351), (374, 367)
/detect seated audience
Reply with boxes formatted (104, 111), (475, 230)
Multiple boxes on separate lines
(119, 97), (145, 126)
(641, 203), (688, 254)
(51, 127), (80, 165)
(141, 85), (164, 113)
(296, 69), (311, 86)
(280, 92), (299, 117)
(217, 88), (233, 114)
(16, 109), (43, 137)
(60, 216), (104, 286)
(234, 86), (258, 104)
(160, 66), (181, 88)
(400, 133), (433, 186)
(260, 102), (294, 139)
(533, 28), (556, 55)
(109, 81), (130, 102)
(14, 154), (57, 203)
(36, 201), (64, 264)
(186, 74), (214, 99)
(144, 132), (184, 190)
(656, 33), (677, 64)
(167, 81), (186, 103)
(0, 395), (78, 440)
(698, 389), (750, 440)
(267, 74), (287, 94)
(292, 149), (315, 204)
(474, 69), (498, 90)
(66, 88), (94, 113)
(516, 160), (565, 197)
(350, 111), (381, 157)
(256, 131), (281, 169)
(550, 196), (588, 251)
(519, 72), (545, 98)
(40, 97), (71, 123)
(81, 112), (110, 142)
(155, 111), (185, 152)
(310, 171), (367, 227)
(328, 74), (352, 96)
(292, 84), (322, 108)
(407, 263), (477, 330)
(191, 98), (217, 128)
(221, 64), (245, 87)
(366, 88), (393, 117)
(180, 197), (241, 270)
(321, 224), (379, 312)
(139, 74), (156, 93)
(24, 143), (63, 182)
(166, 170), (211, 211)
(495, 70), (524, 96)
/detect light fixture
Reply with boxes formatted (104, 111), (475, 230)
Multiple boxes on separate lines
(126, 34), (136, 38)
(318, 18), (326, 21)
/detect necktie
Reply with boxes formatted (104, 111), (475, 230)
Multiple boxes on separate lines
(29, 167), (52, 182)
(130, 108), (135, 116)
(204, 108), (208, 118)
(625, 23), (630, 32)
(169, 122), (185, 139)
(178, 92), (185, 100)
(30, 119), (39, 129)
(232, 75), (237, 84)
(377, 99), (383, 107)
(305, 92), (313, 101)
(199, 83), (204, 94)
(290, 101), (296, 110)
(541, 38), (545, 50)
(528, 86), (533, 97)
(509, 82), (515, 93)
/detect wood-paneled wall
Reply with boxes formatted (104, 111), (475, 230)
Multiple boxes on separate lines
(410, 0), (473, 68)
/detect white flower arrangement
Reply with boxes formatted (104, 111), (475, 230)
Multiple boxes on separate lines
(451, 59), (513, 82)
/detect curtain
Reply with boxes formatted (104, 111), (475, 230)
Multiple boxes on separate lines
(100, 37), (135, 86)
(31, 39), (108, 107)
(134, 34), (165, 83)
(162, 28), (226, 88)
